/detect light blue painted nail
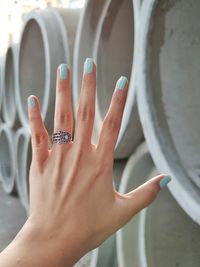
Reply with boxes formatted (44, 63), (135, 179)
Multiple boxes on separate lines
(84, 58), (93, 74)
(159, 175), (172, 189)
(28, 96), (35, 108)
(60, 64), (68, 80)
(116, 76), (128, 90)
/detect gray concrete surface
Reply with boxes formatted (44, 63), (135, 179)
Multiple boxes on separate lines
(0, 182), (27, 252)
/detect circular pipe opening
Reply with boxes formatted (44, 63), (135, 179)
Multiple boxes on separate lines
(0, 126), (15, 193)
(19, 19), (45, 121)
(96, 0), (134, 119)
(16, 131), (32, 210)
(0, 57), (3, 113)
(3, 47), (16, 124)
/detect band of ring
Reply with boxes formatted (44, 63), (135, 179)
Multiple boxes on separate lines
(51, 130), (72, 144)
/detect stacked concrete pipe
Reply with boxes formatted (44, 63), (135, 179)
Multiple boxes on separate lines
(0, 123), (16, 194)
(1, 44), (21, 128)
(15, 127), (32, 211)
(0, 57), (3, 117)
(117, 143), (200, 267)
(16, 8), (80, 134)
(73, 0), (143, 159)
(137, 0), (200, 223)
(74, 237), (116, 267)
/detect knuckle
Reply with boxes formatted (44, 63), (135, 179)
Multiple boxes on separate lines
(73, 143), (84, 163)
(146, 184), (158, 200)
(93, 160), (105, 177)
(114, 93), (124, 105)
(29, 114), (38, 124)
(77, 105), (94, 122)
(104, 116), (119, 133)
(55, 110), (72, 125)
(97, 152), (112, 172)
(32, 131), (47, 147)
(113, 90), (125, 105)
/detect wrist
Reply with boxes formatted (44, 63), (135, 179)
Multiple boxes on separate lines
(1, 216), (86, 267)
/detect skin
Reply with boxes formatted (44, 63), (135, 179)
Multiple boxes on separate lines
(0, 61), (169, 267)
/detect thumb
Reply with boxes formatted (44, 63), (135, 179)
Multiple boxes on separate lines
(115, 174), (172, 228)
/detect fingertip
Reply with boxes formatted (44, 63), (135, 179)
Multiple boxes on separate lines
(57, 63), (70, 80)
(83, 58), (96, 75)
(27, 95), (36, 109)
(159, 175), (172, 189)
(143, 174), (172, 196)
(80, 58), (96, 91)
(115, 76), (129, 91)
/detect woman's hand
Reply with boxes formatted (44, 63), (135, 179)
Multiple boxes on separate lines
(0, 58), (171, 267)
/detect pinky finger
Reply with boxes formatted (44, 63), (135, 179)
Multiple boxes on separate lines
(27, 95), (49, 165)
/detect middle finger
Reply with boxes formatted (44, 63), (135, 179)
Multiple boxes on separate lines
(53, 64), (74, 136)
(73, 58), (96, 146)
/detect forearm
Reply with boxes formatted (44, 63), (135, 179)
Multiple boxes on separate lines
(0, 218), (82, 267)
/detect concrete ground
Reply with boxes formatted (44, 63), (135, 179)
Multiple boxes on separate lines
(0, 183), (27, 252)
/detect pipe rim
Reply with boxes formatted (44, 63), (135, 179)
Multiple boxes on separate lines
(0, 123), (16, 194)
(0, 57), (3, 113)
(16, 11), (51, 128)
(90, 235), (116, 267)
(47, 7), (71, 65)
(2, 45), (18, 127)
(15, 127), (31, 211)
(137, 0), (200, 223)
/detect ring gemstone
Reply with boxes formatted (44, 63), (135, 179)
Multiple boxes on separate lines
(51, 130), (72, 144)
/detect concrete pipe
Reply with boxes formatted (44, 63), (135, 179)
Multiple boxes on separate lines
(0, 119), (1, 183)
(137, 0), (200, 223)
(15, 127), (32, 211)
(73, 0), (143, 159)
(0, 123), (16, 194)
(16, 8), (80, 134)
(0, 56), (3, 118)
(2, 44), (21, 128)
(74, 159), (127, 267)
(75, 236), (116, 267)
(117, 143), (200, 267)
(89, 235), (117, 267)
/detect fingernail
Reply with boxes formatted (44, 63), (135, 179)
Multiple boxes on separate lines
(84, 58), (93, 74)
(28, 96), (35, 109)
(60, 64), (68, 80)
(116, 76), (128, 90)
(159, 175), (172, 189)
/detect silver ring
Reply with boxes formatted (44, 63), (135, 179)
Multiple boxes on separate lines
(51, 130), (72, 144)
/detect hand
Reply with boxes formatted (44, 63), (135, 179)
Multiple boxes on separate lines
(0, 58), (171, 267)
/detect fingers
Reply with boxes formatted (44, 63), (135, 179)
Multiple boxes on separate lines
(73, 58), (96, 145)
(53, 64), (73, 134)
(115, 174), (172, 227)
(96, 76), (128, 156)
(27, 95), (49, 165)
